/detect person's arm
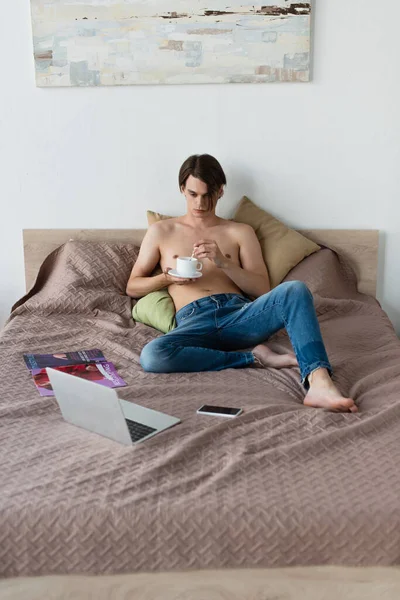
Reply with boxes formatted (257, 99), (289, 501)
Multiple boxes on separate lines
(126, 223), (197, 299)
(193, 225), (270, 298)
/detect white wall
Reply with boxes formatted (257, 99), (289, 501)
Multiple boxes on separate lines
(1, 1), (400, 332)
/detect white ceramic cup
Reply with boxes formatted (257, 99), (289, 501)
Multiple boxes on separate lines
(176, 257), (203, 277)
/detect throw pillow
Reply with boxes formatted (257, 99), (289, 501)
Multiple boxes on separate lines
(12, 241), (139, 319)
(147, 210), (173, 225)
(132, 289), (176, 333)
(233, 196), (320, 288)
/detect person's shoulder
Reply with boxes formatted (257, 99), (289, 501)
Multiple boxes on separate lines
(147, 217), (180, 237)
(221, 219), (254, 237)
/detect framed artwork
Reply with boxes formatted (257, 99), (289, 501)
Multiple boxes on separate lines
(31, 1), (311, 87)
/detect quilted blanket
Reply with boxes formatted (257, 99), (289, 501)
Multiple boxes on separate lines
(1, 241), (400, 577)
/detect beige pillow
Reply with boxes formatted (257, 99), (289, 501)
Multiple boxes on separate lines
(146, 200), (320, 288)
(233, 196), (320, 288)
(147, 210), (173, 225)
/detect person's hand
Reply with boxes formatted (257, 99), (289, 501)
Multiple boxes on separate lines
(193, 239), (229, 268)
(163, 268), (197, 286)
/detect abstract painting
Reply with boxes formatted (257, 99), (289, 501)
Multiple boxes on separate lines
(30, 1), (311, 87)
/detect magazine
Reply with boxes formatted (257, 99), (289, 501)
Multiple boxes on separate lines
(23, 349), (106, 370)
(23, 349), (127, 397)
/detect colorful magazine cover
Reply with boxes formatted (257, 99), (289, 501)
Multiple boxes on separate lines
(23, 349), (106, 370)
(31, 362), (127, 397)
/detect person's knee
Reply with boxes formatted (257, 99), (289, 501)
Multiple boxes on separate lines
(279, 280), (311, 300)
(140, 339), (169, 373)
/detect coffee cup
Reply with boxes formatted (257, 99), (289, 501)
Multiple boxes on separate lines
(176, 257), (203, 277)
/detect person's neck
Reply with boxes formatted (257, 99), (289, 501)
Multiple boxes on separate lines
(182, 213), (220, 230)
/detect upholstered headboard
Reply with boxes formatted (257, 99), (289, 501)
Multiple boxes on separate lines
(22, 229), (379, 297)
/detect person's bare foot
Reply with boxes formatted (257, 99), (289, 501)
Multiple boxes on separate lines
(304, 368), (358, 413)
(252, 344), (298, 369)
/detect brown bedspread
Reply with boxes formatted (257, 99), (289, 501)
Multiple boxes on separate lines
(1, 241), (400, 578)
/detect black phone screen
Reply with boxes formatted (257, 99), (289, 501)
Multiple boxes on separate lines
(198, 405), (241, 415)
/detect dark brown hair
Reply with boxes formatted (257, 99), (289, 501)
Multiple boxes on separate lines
(179, 154), (227, 210)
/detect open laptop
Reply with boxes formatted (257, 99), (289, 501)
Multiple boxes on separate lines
(46, 367), (180, 445)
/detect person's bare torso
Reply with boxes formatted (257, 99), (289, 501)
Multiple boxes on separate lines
(158, 218), (243, 312)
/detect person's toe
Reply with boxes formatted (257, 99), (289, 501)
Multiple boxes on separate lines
(338, 398), (358, 412)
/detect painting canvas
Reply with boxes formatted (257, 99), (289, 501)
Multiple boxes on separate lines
(30, 1), (311, 87)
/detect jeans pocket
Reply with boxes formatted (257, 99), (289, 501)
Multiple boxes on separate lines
(177, 306), (196, 322)
(227, 295), (248, 307)
(228, 299), (250, 313)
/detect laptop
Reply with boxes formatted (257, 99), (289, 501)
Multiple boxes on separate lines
(46, 367), (180, 445)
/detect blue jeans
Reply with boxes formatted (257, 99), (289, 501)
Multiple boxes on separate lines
(140, 281), (332, 388)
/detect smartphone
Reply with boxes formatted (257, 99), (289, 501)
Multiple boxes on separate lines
(197, 405), (242, 418)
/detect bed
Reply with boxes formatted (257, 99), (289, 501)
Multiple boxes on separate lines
(1, 227), (400, 587)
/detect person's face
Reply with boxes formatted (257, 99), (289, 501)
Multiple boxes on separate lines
(181, 175), (222, 219)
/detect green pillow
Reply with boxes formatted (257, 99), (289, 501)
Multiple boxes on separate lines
(132, 290), (176, 333)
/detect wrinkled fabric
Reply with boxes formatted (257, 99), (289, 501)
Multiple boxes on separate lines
(1, 242), (400, 577)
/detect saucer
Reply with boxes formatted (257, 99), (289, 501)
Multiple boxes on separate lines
(168, 269), (202, 279)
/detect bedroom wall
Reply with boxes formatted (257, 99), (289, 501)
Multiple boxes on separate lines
(1, 0), (399, 333)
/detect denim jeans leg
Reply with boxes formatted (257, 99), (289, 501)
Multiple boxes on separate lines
(217, 281), (333, 387)
(140, 333), (254, 373)
(140, 297), (254, 373)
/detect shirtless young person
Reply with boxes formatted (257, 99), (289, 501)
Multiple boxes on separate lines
(126, 154), (357, 413)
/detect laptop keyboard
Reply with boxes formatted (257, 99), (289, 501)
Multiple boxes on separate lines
(125, 419), (157, 442)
